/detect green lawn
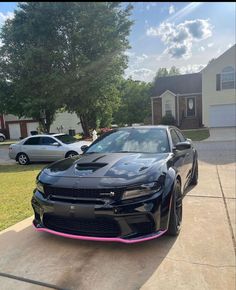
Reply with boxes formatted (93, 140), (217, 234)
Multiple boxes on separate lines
(0, 164), (47, 231)
(0, 140), (17, 146)
(182, 129), (210, 141)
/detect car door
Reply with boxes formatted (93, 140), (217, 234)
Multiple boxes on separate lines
(40, 137), (65, 161)
(175, 129), (194, 181)
(169, 129), (188, 186)
(21, 137), (42, 161)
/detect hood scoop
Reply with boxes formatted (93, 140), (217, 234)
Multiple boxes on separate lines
(75, 163), (107, 176)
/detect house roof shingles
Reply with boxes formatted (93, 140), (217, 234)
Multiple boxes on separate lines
(152, 73), (202, 96)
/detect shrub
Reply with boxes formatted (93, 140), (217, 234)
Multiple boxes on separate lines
(161, 114), (176, 125)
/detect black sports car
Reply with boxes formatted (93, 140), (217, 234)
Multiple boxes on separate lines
(32, 126), (198, 243)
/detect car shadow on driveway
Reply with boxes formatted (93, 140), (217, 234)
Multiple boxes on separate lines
(0, 223), (177, 290)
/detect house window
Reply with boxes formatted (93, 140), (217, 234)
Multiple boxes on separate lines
(221, 66), (235, 90)
(165, 101), (172, 116)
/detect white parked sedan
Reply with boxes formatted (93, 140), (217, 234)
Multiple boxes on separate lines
(9, 133), (92, 165)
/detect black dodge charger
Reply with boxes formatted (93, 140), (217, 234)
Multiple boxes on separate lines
(32, 126), (198, 243)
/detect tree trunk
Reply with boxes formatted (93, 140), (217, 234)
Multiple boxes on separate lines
(38, 110), (53, 133)
(44, 110), (52, 133)
(80, 114), (90, 138)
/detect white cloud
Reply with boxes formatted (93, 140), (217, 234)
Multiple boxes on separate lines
(180, 64), (205, 74)
(125, 68), (155, 82)
(0, 12), (14, 27)
(166, 2), (203, 23)
(199, 46), (205, 52)
(207, 42), (214, 47)
(146, 19), (213, 59)
(169, 5), (175, 15)
(146, 5), (150, 11)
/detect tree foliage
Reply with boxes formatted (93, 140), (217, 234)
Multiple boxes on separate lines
(0, 2), (133, 135)
(52, 2), (133, 135)
(153, 66), (180, 82)
(0, 3), (66, 132)
(113, 78), (151, 126)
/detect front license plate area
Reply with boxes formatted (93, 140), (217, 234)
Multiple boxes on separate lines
(54, 203), (95, 219)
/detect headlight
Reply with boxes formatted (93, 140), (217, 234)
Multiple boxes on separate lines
(36, 181), (44, 194)
(122, 181), (162, 200)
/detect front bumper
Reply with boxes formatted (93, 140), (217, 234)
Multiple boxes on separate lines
(32, 189), (168, 243)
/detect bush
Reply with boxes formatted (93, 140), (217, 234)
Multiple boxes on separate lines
(161, 114), (176, 125)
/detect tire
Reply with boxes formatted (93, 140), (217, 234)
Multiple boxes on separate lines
(0, 136), (4, 142)
(17, 153), (30, 165)
(65, 151), (78, 158)
(167, 180), (182, 236)
(190, 159), (198, 185)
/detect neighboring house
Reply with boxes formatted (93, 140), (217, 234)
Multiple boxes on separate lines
(202, 44), (236, 128)
(151, 73), (202, 129)
(152, 44), (236, 129)
(0, 111), (83, 140)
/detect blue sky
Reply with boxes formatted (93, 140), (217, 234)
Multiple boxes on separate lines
(0, 2), (235, 82)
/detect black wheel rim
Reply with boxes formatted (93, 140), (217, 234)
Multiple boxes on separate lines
(175, 185), (182, 227)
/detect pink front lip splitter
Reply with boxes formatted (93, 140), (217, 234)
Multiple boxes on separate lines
(33, 224), (167, 244)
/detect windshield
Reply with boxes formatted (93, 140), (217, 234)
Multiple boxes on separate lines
(86, 128), (170, 154)
(55, 134), (78, 144)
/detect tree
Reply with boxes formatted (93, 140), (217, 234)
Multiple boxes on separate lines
(113, 78), (151, 126)
(55, 2), (133, 136)
(0, 3), (66, 132)
(0, 2), (133, 135)
(153, 66), (180, 82)
(168, 66), (180, 76)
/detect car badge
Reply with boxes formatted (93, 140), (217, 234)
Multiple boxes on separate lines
(110, 191), (115, 197)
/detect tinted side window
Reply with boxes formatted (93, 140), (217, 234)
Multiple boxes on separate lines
(24, 137), (41, 145)
(41, 137), (56, 145)
(175, 130), (186, 142)
(170, 129), (180, 146)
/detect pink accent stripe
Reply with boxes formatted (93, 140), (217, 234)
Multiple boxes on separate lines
(33, 224), (167, 244)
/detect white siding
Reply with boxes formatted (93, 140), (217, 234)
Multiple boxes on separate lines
(50, 112), (83, 134)
(202, 45), (236, 127)
(9, 123), (21, 140)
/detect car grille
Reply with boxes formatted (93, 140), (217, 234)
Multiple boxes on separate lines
(43, 214), (120, 237)
(44, 186), (124, 201)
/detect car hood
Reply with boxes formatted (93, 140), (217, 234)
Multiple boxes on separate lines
(41, 152), (171, 187)
(66, 140), (92, 152)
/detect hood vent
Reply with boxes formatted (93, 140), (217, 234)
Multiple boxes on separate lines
(76, 163), (107, 173)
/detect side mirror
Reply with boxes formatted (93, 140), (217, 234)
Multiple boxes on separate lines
(81, 145), (89, 153)
(174, 141), (191, 151)
(52, 142), (60, 147)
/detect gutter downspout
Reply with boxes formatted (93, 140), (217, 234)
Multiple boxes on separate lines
(151, 98), (154, 125)
(177, 94), (180, 127)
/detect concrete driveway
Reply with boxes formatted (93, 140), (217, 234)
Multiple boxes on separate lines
(205, 127), (236, 142)
(0, 145), (15, 165)
(0, 141), (235, 290)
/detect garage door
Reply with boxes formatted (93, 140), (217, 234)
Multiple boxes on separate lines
(9, 123), (21, 140)
(27, 122), (39, 136)
(209, 104), (236, 127)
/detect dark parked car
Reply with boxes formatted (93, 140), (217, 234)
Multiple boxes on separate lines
(32, 126), (198, 243)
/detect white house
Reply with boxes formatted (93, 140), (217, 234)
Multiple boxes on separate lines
(0, 111), (83, 140)
(202, 44), (236, 127)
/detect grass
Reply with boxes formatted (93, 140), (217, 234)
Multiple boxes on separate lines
(182, 129), (210, 141)
(0, 140), (17, 146)
(0, 164), (47, 231)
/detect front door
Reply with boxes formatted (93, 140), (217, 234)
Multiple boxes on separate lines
(186, 97), (196, 117)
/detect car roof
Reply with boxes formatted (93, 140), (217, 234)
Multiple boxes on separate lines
(116, 125), (171, 130)
(25, 133), (67, 138)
